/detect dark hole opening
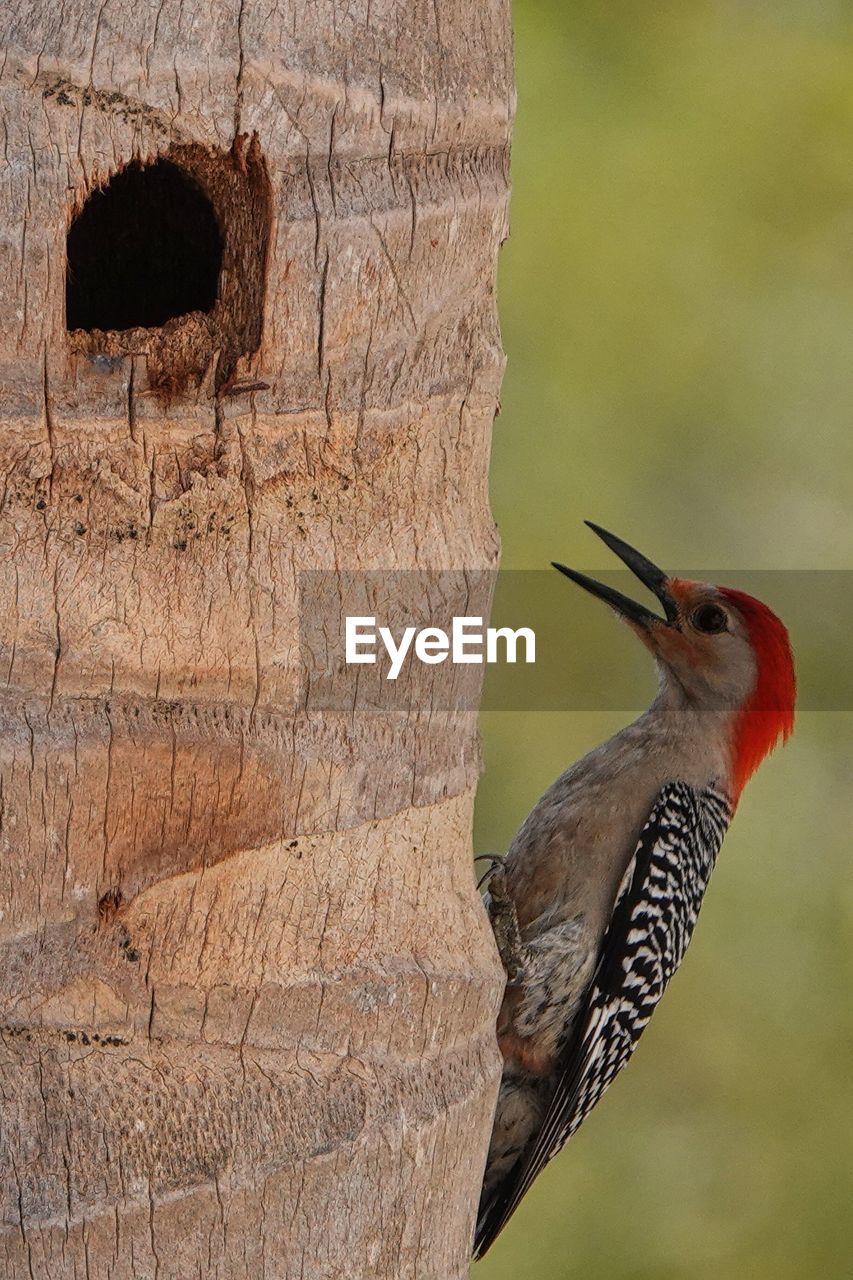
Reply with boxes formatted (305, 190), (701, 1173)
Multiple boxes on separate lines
(66, 159), (223, 332)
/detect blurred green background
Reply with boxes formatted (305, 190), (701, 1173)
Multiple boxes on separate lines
(473, 3), (853, 1277)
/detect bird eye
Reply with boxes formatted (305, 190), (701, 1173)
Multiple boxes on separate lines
(691, 603), (728, 634)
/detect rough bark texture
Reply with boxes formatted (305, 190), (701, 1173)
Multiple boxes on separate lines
(0, 1), (513, 1276)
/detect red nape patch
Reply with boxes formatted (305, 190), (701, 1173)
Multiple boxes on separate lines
(718, 587), (796, 802)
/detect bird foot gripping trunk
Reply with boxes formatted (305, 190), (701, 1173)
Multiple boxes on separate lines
(0, 1), (513, 1276)
(485, 867), (528, 981)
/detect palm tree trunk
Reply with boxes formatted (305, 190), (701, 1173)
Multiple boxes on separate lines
(0, 0), (513, 1276)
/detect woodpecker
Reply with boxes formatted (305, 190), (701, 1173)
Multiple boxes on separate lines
(474, 522), (796, 1258)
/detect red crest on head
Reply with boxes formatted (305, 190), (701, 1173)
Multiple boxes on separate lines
(718, 587), (796, 801)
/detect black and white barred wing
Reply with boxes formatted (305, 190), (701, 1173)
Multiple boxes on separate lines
(474, 781), (731, 1258)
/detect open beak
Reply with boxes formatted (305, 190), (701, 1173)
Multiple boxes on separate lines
(552, 522), (679, 629)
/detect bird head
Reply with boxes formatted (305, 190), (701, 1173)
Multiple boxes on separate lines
(553, 522), (796, 800)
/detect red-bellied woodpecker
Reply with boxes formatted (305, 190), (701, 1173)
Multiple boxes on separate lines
(474, 522), (796, 1258)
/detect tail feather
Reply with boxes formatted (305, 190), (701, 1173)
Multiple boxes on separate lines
(474, 1180), (515, 1259)
(473, 1073), (551, 1259)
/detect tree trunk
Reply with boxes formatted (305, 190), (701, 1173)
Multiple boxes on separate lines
(0, 1), (513, 1277)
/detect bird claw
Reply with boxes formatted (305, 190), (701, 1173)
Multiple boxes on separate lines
(475, 853), (507, 891)
(487, 864), (509, 900)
